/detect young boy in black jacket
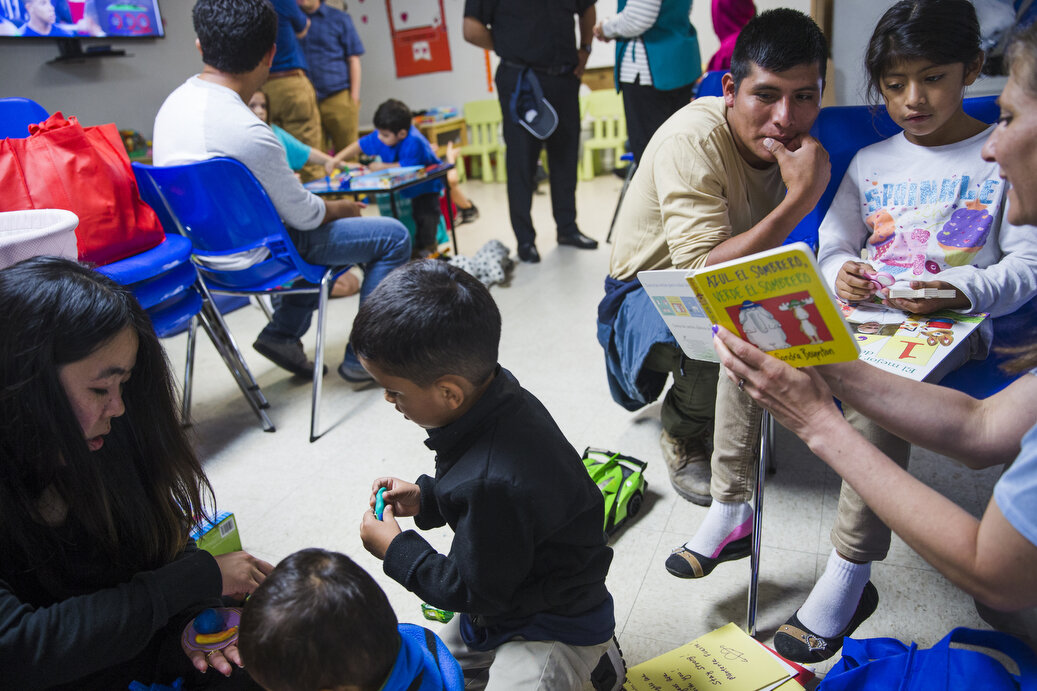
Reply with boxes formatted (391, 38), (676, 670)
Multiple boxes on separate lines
(354, 260), (624, 690)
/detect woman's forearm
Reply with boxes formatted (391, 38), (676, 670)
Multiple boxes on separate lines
(807, 417), (1037, 609)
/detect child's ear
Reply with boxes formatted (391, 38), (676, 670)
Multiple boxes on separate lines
(963, 52), (984, 86)
(397, 129), (409, 140)
(436, 376), (467, 410)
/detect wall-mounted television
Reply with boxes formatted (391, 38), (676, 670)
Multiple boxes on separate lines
(0, 0), (164, 39)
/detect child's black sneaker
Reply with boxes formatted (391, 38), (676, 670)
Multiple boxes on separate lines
(460, 203), (479, 224)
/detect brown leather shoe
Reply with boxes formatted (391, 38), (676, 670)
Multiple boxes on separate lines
(660, 429), (712, 505)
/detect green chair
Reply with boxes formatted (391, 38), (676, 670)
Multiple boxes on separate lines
(460, 99), (506, 183)
(579, 90), (627, 180)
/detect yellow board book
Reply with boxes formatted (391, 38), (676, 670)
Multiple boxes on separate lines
(622, 622), (804, 691)
(639, 243), (859, 367)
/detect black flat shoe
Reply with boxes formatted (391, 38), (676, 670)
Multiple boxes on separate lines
(518, 243), (541, 263)
(774, 581), (880, 663)
(557, 230), (598, 250)
(664, 535), (752, 579)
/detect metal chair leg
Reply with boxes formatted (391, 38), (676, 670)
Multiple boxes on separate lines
(197, 280), (270, 409)
(606, 161), (637, 244)
(254, 294), (275, 321)
(309, 269), (335, 442)
(747, 410), (773, 637)
(196, 309), (276, 432)
(181, 315), (198, 425)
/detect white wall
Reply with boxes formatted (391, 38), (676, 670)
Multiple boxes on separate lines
(0, 0), (1007, 137)
(0, 0), (500, 138)
(829, 0), (1006, 106)
(0, 1), (201, 137)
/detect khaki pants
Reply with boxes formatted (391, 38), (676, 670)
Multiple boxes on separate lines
(709, 330), (982, 561)
(643, 343), (719, 441)
(832, 331), (983, 561)
(319, 88), (360, 153)
(708, 371), (764, 502)
(438, 617), (612, 690)
(264, 72), (323, 182)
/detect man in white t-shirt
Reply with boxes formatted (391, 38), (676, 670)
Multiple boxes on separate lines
(153, 0), (410, 382)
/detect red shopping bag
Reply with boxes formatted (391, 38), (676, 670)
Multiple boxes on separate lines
(0, 112), (164, 266)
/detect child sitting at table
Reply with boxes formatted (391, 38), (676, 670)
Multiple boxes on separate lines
(248, 88), (362, 299)
(238, 548), (463, 691)
(335, 99), (478, 256)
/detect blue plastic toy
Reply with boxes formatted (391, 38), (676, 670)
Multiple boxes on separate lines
(375, 487), (387, 521)
(193, 608), (224, 635)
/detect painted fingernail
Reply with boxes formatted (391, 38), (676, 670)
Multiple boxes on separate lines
(711, 324), (719, 335)
(763, 137), (773, 149)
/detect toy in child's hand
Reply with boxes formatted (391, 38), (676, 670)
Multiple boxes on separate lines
(193, 608), (224, 634)
(862, 270), (895, 292)
(181, 607), (242, 653)
(375, 487), (388, 521)
(421, 603), (455, 623)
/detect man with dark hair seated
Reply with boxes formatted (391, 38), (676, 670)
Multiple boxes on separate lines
(153, 0), (410, 383)
(598, 8), (830, 549)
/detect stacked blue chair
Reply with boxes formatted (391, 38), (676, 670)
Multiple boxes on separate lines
(132, 158), (352, 442)
(0, 97), (48, 139)
(96, 234), (274, 432)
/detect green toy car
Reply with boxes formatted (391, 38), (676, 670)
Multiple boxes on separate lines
(581, 447), (648, 535)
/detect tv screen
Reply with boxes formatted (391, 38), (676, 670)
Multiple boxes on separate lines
(0, 0), (164, 39)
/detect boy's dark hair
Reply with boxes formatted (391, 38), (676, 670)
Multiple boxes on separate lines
(238, 549), (400, 691)
(193, 0), (277, 74)
(373, 98), (413, 134)
(729, 8), (828, 88)
(865, 0), (982, 103)
(351, 260), (501, 388)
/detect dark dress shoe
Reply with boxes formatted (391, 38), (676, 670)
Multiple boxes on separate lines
(557, 230), (599, 250)
(518, 243), (541, 263)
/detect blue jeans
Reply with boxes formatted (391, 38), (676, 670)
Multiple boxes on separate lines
(259, 215), (411, 367)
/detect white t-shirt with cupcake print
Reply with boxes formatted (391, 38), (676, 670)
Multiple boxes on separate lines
(818, 125), (1037, 320)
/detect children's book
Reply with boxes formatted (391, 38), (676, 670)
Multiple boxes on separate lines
(887, 286), (958, 300)
(622, 622), (807, 691)
(839, 301), (987, 381)
(351, 165), (427, 189)
(639, 242), (860, 368)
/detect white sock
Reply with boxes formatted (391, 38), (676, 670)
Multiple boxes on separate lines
(797, 549), (871, 638)
(684, 500), (753, 558)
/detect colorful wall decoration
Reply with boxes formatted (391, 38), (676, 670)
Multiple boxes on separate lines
(385, 0), (452, 78)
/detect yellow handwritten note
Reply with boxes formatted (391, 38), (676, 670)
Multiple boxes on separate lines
(623, 623), (793, 691)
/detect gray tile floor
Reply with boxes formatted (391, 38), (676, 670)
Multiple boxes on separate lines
(165, 174), (998, 677)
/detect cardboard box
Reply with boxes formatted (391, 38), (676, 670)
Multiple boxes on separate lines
(189, 512), (242, 556)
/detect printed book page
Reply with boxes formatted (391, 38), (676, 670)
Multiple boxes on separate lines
(840, 301), (987, 381)
(636, 269), (719, 363)
(686, 243), (860, 367)
(622, 623), (792, 691)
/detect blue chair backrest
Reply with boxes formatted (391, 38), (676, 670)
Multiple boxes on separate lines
(695, 71), (726, 99)
(132, 158), (326, 291)
(786, 94), (1000, 251)
(0, 97), (48, 139)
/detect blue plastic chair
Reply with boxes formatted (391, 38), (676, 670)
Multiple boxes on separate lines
(695, 70), (727, 99)
(132, 158), (352, 442)
(0, 97), (48, 139)
(96, 234), (274, 432)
